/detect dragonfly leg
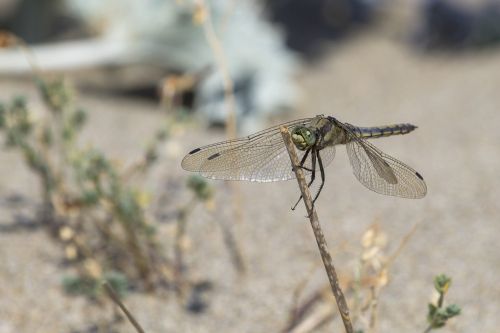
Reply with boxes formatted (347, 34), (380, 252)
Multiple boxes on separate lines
(312, 150), (326, 205)
(293, 148), (313, 172)
(292, 149), (316, 210)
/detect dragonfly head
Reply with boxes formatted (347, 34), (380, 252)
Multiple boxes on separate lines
(291, 126), (316, 150)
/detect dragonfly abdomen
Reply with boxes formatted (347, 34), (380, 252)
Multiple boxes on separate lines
(353, 123), (417, 139)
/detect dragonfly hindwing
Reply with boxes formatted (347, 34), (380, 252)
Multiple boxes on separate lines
(364, 147), (398, 184)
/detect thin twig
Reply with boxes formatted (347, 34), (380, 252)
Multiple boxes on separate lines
(196, 0), (237, 138)
(368, 285), (379, 332)
(289, 301), (336, 333)
(103, 281), (146, 333)
(0, 31), (42, 76)
(280, 127), (354, 333)
(174, 197), (197, 296)
(385, 220), (421, 269)
(196, 0), (244, 228)
(365, 221), (420, 332)
(216, 217), (246, 274)
(288, 262), (322, 322)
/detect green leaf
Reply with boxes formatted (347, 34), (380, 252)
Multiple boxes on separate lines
(63, 275), (99, 297)
(428, 303), (438, 317)
(71, 109), (87, 129)
(445, 304), (461, 317)
(187, 175), (213, 201)
(12, 95), (27, 109)
(37, 77), (73, 112)
(0, 103), (5, 128)
(434, 274), (451, 294)
(82, 190), (100, 205)
(104, 271), (129, 298)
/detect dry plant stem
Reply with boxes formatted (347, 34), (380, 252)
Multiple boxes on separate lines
(175, 205), (190, 275)
(366, 221), (420, 332)
(284, 287), (335, 333)
(385, 221), (420, 269)
(289, 302), (336, 333)
(174, 198), (197, 295)
(217, 217), (246, 273)
(281, 127), (354, 333)
(103, 282), (146, 333)
(4, 31), (42, 76)
(289, 262), (321, 321)
(197, 0), (244, 227)
(368, 286), (378, 333)
(113, 210), (153, 289)
(197, 0), (237, 138)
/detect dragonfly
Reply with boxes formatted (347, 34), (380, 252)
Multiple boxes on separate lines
(182, 115), (427, 209)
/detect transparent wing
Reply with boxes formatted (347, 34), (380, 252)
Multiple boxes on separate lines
(181, 118), (335, 182)
(339, 122), (427, 198)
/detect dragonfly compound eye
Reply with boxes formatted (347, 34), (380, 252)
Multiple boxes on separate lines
(291, 127), (316, 150)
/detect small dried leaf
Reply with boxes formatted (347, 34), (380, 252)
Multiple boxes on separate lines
(361, 228), (376, 248)
(362, 246), (380, 262)
(374, 232), (388, 248)
(84, 259), (102, 279)
(205, 198), (216, 212)
(59, 226), (74, 241)
(180, 235), (192, 251)
(161, 265), (175, 280)
(65, 245), (78, 260)
(377, 269), (389, 287)
(192, 3), (207, 25)
(135, 191), (151, 208)
(0, 31), (16, 48)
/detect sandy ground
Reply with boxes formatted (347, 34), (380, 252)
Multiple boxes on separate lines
(1, 32), (500, 332)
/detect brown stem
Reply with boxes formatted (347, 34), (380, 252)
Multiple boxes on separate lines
(217, 217), (246, 274)
(173, 198), (196, 296)
(103, 282), (146, 333)
(280, 127), (354, 333)
(197, 0), (244, 227)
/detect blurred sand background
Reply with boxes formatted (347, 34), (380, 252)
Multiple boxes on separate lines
(1, 4), (500, 333)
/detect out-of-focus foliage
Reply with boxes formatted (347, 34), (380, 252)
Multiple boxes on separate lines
(283, 225), (462, 332)
(426, 274), (461, 331)
(0, 76), (218, 301)
(63, 271), (128, 299)
(0, 77), (168, 291)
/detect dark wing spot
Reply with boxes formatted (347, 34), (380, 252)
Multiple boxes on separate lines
(207, 152), (221, 160)
(415, 172), (424, 180)
(189, 147), (201, 154)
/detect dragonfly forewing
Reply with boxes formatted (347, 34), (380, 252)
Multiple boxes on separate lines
(181, 118), (335, 182)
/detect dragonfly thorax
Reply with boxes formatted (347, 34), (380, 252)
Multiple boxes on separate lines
(291, 126), (317, 150)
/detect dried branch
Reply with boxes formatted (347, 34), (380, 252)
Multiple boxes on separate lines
(385, 220), (420, 269)
(280, 127), (354, 333)
(195, 0), (237, 139)
(103, 281), (146, 333)
(216, 217), (247, 273)
(195, 0), (245, 228)
(289, 301), (336, 333)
